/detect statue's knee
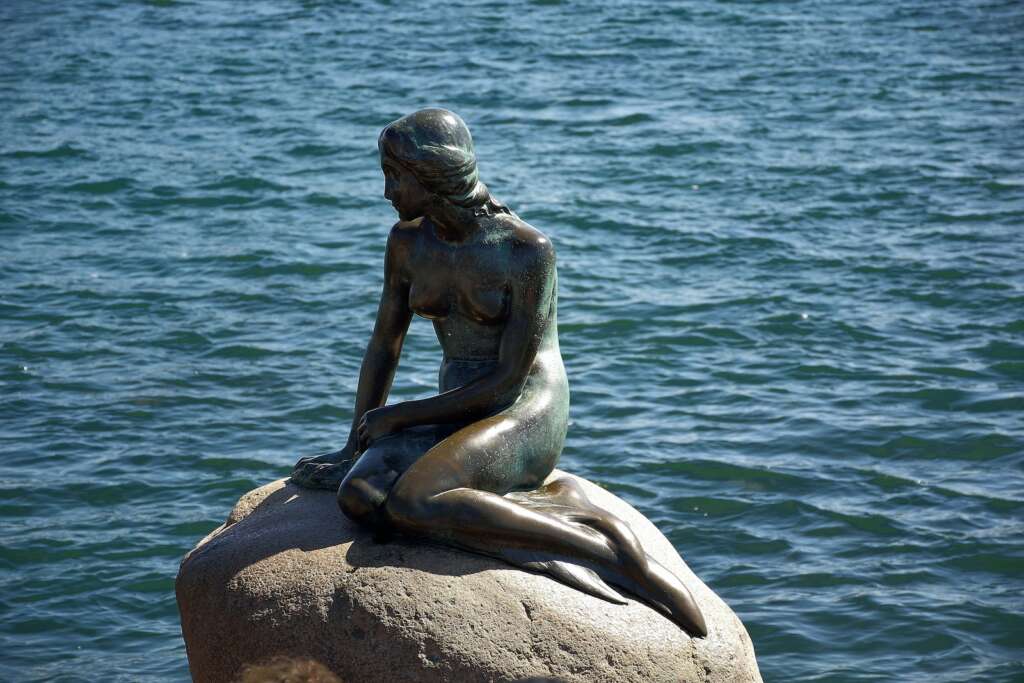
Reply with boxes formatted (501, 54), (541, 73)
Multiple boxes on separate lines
(384, 482), (431, 530)
(337, 477), (384, 524)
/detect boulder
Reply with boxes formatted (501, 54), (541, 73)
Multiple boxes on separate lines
(176, 472), (761, 683)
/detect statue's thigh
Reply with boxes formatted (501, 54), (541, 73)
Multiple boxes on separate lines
(400, 407), (564, 497)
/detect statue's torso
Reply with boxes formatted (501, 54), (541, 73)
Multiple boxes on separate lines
(400, 217), (567, 408)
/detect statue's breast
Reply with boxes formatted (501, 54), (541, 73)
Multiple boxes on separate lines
(409, 276), (508, 325)
(457, 281), (509, 325)
(407, 228), (511, 324)
(409, 279), (451, 320)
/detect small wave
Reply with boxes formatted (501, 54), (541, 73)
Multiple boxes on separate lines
(655, 141), (729, 158)
(866, 433), (1019, 462)
(793, 364), (866, 380)
(927, 70), (991, 83)
(286, 143), (343, 157)
(947, 552), (1020, 578)
(200, 176), (290, 193)
(65, 178), (134, 194)
(153, 330), (213, 351)
(970, 340), (1024, 362)
(600, 112), (657, 127)
(714, 571), (772, 589)
(276, 404), (349, 422)
(916, 365), (988, 380)
(667, 495), (753, 518)
(0, 210), (27, 227)
(168, 520), (220, 538)
(991, 361), (1024, 380)
(194, 456), (271, 472)
(649, 458), (814, 490)
(645, 332), (718, 347)
(2, 143), (89, 159)
(304, 192), (344, 207)
(101, 544), (189, 561)
(876, 388), (969, 411)
(130, 194), (255, 209)
(927, 210), (1018, 224)
(561, 97), (615, 108)
(624, 37), (678, 49)
(234, 261), (359, 279)
(960, 395), (1024, 413)
(547, 47), (641, 64)
(982, 179), (1024, 193)
(203, 344), (277, 360)
(776, 499), (905, 537)
(780, 571), (869, 589)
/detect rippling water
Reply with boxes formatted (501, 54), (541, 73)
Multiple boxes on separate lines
(2, 1), (1022, 680)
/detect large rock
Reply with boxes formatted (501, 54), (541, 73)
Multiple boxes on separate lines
(176, 472), (761, 683)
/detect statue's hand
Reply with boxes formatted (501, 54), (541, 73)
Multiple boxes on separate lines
(357, 406), (402, 450)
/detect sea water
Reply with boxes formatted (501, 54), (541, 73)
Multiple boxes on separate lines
(1, 1), (1022, 680)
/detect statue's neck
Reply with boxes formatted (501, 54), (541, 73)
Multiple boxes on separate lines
(426, 200), (481, 243)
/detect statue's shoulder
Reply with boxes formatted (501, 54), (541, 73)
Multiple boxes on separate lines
(498, 212), (552, 251)
(387, 217), (423, 249)
(506, 218), (555, 267)
(383, 218), (424, 272)
(391, 216), (425, 235)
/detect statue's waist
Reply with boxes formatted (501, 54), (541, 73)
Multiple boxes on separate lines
(439, 357), (500, 394)
(438, 355), (565, 405)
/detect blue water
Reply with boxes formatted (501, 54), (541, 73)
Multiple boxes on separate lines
(2, 1), (1022, 680)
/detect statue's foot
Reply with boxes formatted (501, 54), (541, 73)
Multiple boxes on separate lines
(290, 459), (355, 490)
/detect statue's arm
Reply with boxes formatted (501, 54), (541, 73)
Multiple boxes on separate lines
(342, 225), (413, 453)
(360, 234), (555, 443)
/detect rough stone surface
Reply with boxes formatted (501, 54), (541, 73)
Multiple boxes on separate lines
(176, 472), (762, 683)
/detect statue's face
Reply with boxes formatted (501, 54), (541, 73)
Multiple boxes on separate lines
(382, 157), (430, 221)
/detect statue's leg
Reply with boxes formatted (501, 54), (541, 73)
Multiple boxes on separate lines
(335, 448), (399, 529)
(383, 414), (707, 636)
(337, 426), (444, 529)
(383, 409), (625, 571)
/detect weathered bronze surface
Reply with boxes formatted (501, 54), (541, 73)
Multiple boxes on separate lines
(291, 109), (706, 637)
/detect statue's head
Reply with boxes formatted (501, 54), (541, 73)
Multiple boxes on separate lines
(378, 109), (490, 215)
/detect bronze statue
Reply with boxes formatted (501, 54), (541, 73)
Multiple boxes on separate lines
(291, 109), (706, 637)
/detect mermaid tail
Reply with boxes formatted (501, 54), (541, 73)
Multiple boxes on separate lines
(489, 477), (707, 637)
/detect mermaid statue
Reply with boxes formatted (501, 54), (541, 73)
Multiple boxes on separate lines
(290, 108), (707, 637)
